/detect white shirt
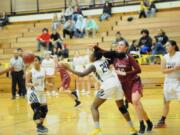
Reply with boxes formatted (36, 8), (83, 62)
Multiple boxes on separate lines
(164, 51), (180, 79)
(31, 68), (45, 92)
(10, 56), (24, 72)
(41, 58), (55, 76)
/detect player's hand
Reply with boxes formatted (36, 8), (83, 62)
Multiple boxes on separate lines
(115, 70), (126, 76)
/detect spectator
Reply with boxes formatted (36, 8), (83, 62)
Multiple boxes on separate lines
(112, 31), (125, 44)
(99, 1), (112, 21)
(86, 16), (98, 37)
(128, 40), (138, 53)
(139, 0), (157, 18)
(36, 28), (50, 51)
(74, 15), (86, 38)
(155, 29), (169, 46)
(63, 18), (75, 39)
(51, 14), (61, 31)
(139, 0), (149, 18)
(50, 30), (63, 52)
(0, 11), (8, 27)
(72, 5), (83, 22)
(64, 6), (74, 20)
(10, 50), (25, 99)
(138, 29), (152, 54)
(61, 44), (69, 58)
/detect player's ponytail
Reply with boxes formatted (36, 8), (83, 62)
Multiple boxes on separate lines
(168, 40), (179, 51)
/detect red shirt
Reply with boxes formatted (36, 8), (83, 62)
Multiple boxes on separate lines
(37, 33), (50, 43)
(57, 64), (70, 81)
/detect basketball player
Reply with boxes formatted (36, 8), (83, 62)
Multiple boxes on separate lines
(42, 51), (58, 96)
(154, 40), (180, 128)
(94, 40), (153, 134)
(62, 51), (138, 135)
(26, 56), (48, 134)
(53, 56), (81, 107)
(73, 51), (86, 94)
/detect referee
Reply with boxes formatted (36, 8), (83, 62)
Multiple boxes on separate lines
(10, 50), (25, 99)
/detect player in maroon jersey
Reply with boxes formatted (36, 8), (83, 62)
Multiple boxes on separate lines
(94, 40), (153, 134)
(54, 56), (81, 107)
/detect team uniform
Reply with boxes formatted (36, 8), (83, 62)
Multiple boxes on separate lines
(163, 51), (180, 101)
(57, 64), (71, 90)
(93, 58), (124, 100)
(27, 68), (46, 104)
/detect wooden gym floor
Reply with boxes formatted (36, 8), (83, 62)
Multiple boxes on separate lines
(0, 89), (180, 135)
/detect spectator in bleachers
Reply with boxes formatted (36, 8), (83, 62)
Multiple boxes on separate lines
(128, 40), (138, 53)
(0, 11), (8, 27)
(72, 5), (83, 22)
(112, 31), (126, 45)
(64, 6), (74, 20)
(74, 15), (86, 38)
(155, 29), (169, 46)
(36, 28), (50, 51)
(61, 44), (69, 58)
(138, 29), (152, 54)
(86, 16), (98, 37)
(50, 30), (63, 52)
(99, 1), (112, 21)
(51, 14), (61, 31)
(63, 18), (75, 39)
(139, 0), (157, 18)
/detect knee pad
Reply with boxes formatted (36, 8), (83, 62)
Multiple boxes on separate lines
(40, 105), (48, 118)
(31, 103), (41, 120)
(119, 105), (128, 114)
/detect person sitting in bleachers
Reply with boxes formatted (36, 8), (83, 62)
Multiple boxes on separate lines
(64, 6), (74, 20)
(112, 31), (126, 45)
(74, 15), (86, 38)
(139, 0), (156, 18)
(0, 11), (8, 27)
(51, 14), (61, 31)
(138, 29), (152, 54)
(63, 18), (75, 39)
(50, 30), (63, 52)
(99, 1), (112, 21)
(36, 28), (50, 51)
(86, 16), (98, 37)
(72, 5), (83, 22)
(154, 29), (169, 46)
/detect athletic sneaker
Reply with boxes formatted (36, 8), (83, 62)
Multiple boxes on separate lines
(74, 101), (81, 107)
(37, 125), (48, 134)
(139, 124), (146, 134)
(147, 121), (153, 132)
(154, 120), (166, 128)
(89, 128), (103, 135)
(129, 127), (138, 135)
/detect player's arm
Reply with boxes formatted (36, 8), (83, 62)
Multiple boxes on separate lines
(94, 46), (126, 60)
(161, 58), (179, 74)
(26, 71), (34, 88)
(63, 64), (96, 77)
(0, 66), (14, 76)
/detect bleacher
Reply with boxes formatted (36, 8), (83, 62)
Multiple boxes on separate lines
(1, 9), (180, 92)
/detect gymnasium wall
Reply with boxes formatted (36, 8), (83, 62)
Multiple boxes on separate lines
(8, 0), (180, 23)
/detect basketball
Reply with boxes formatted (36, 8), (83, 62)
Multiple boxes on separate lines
(22, 52), (35, 64)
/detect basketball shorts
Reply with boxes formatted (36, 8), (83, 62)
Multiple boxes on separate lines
(164, 78), (180, 101)
(27, 89), (47, 104)
(96, 77), (124, 100)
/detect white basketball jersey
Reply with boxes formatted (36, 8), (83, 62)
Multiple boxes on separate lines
(93, 58), (114, 82)
(31, 68), (45, 91)
(164, 51), (180, 79)
(41, 58), (55, 75)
